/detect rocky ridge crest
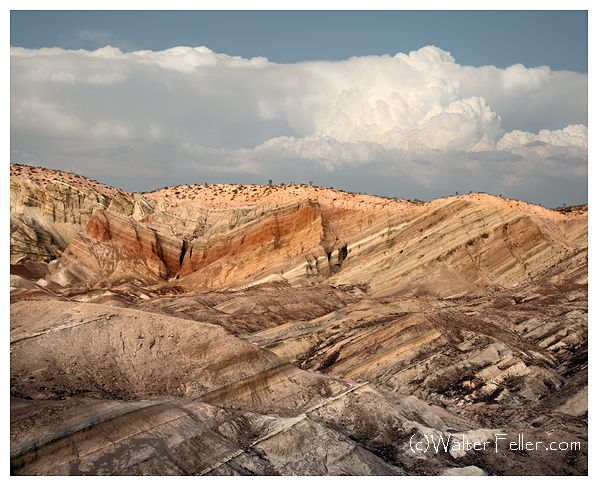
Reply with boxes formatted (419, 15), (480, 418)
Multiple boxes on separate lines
(10, 164), (588, 476)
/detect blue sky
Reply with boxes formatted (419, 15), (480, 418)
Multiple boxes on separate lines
(9, 8), (589, 207)
(11, 10), (588, 72)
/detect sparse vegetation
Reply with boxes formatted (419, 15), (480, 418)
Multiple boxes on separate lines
(9, 162), (589, 476)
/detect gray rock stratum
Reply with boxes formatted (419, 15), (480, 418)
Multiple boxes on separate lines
(10, 163), (587, 475)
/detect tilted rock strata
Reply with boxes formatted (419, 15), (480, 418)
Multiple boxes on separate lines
(10, 270), (588, 475)
(58, 209), (184, 284)
(178, 200), (327, 289)
(40, 194), (588, 299)
(10, 177), (108, 263)
(9, 164), (588, 475)
(11, 164), (587, 299)
(10, 284), (587, 475)
(68, 197), (589, 297)
(329, 197), (586, 297)
(10, 164), (154, 264)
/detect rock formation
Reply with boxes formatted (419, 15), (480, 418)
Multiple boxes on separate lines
(10, 164), (588, 475)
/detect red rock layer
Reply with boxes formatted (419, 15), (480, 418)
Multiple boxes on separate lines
(10, 165), (587, 295)
(60, 209), (184, 284)
(178, 201), (325, 289)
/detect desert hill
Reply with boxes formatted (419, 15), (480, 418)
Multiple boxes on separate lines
(10, 163), (588, 475)
(10, 163), (586, 295)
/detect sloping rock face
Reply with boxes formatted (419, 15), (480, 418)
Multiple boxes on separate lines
(60, 209), (184, 284)
(325, 197), (586, 297)
(179, 200), (335, 289)
(10, 164), (154, 265)
(11, 164), (587, 297)
(10, 267), (588, 475)
(10, 164), (587, 476)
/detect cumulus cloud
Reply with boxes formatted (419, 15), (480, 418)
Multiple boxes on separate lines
(497, 124), (588, 150)
(10, 44), (587, 206)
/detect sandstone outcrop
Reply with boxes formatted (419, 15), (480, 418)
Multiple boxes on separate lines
(10, 164), (587, 475)
(11, 164), (587, 298)
(10, 164), (154, 264)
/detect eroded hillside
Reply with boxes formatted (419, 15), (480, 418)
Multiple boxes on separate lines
(10, 164), (588, 475)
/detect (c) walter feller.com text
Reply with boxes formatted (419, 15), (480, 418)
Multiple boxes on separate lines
(410, 432), (582, 455)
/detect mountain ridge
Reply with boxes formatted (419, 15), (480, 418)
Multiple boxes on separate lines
(9, 163), (588, 476)
(9, 163), (587, 296)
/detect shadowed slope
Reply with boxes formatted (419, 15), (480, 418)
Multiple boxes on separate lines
(10, 164), (587, 476)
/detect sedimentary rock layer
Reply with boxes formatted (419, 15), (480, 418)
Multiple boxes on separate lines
(10, 164), (587, 299)
(9, 164), (588, 475)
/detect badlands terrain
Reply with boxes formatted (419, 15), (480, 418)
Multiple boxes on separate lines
(10, 163), (588, 475)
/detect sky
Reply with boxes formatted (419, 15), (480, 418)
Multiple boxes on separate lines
(9, 6), (590, 207)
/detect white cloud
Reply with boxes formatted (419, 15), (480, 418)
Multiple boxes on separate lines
(10, 45), (587, 206)
(497, 124), (588, 150)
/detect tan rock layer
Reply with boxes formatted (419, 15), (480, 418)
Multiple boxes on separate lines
(11, 164), (587, 296)
(10, 165), (153, 264)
